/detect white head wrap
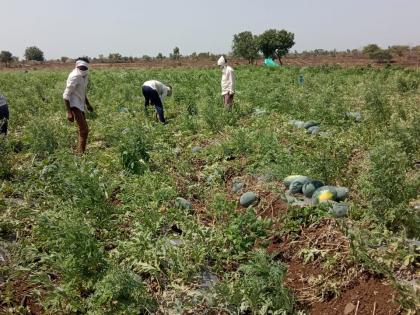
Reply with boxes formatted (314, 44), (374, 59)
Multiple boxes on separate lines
(75, 60), (89, 68)
(217, 56), (227, 66)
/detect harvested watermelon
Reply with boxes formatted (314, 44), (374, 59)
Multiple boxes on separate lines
(335, 187), (349, 201)
(283, 175), (309, 189)
(304, 121), (318, 129)
(240, 191), (258, 207)
(302, 180), (324, 198)
(307, 126), (321, 134)
(312, 186), (338, 203)
(289, 177), (311, 194)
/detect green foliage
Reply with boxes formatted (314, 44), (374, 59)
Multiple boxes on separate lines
(0, 50), (13, 67)
(24, 46), (45, 61)
(87, 267), (156, 314)
(119, 129), (150, 174)
(0, 138), (12, 179)
(170, 46), (181, 60)
(258, 29), (295, 61)
(232, 31), (260, 64)
(215, 251), (294, 314)
(370, 49), (393, 63)
(362, 44), (381, 56)
(1, 66), (419, 314)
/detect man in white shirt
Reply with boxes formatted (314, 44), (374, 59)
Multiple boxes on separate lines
(141, 80), (172, 124)
(217, 56), (236, 108)
(63, 58), (94, 154)
(0, 93), (9, 136)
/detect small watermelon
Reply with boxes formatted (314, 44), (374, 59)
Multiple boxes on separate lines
(331, 203), (349, 218)
(335, 187), (349, 202)
(312, 186), (338, 203)
(175, 197), (192, 210)
(240, 191), (258, 207)
(289, 177), (311, 194)
(283, 175), (309, 189)
(302, 180), (325, 198)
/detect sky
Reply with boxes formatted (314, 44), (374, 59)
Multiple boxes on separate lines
(1, 0), (419, 59)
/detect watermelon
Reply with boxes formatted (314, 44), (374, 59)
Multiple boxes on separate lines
(304, 121), (318, 129)
(307, 126), (321, 134)
(312, 186), (338, 203)
(331, 203), (349, 218)
(283, 175), (309, 189)
(240, 191), (258, 207)
(289, 177), (311, 194)
(175, 197), (192, 210)
(335, 187), (349, 202)
(346, 112), (362, 122)
(294, 121), (306, 128)
(302, 180), (325, 198)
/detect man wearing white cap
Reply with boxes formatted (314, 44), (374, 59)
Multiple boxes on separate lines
(63, 57), (93, 154)
(217, 56), (236, 108)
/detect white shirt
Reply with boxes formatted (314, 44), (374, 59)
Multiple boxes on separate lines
(0, 94), (7, 107)
(63, 69), (89, 112)
(143, 80), (171, 102)
(221, 65), (235, 95)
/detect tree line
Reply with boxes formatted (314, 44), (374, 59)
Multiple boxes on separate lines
(1, 30), (419, 67)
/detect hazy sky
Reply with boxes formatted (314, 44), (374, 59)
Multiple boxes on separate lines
(1, 0), (419, 59)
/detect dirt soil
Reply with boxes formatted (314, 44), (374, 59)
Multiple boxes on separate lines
(1, 53), (419, 72)
(267, 219), (401, 315)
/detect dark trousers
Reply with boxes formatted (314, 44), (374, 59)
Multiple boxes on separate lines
(142, 86), (165, 123)
(0, 104), (9, 135)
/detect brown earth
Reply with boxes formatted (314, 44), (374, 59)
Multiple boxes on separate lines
(1, 53), (419, 72)
(268, 219), (402, 315)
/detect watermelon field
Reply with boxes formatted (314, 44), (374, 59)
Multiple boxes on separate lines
(0, 65), (419, 314)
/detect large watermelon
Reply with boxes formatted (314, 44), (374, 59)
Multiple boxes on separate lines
(302, 180), (325, 198)
(312, 186), (338, 203)
(283, 175), (309, 189)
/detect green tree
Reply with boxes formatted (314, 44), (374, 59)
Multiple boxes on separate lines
(156, 52), (165, 59)
(232, 31), (259, 64)
(370, 49), (393, 63)
(170, 47), (181, 60)
(362, 44), (381, 56)
(24, 46), (45, 61)
(257, 29), (295, 65)
(108, 53), (123, 62)
(389, 45), (410, 57)
(0, 51), (13, 67)
(60, 56), (69, 63)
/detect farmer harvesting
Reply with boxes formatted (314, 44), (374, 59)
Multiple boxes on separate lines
(63, 57), (93, 154)
(0, 93), (9, 136)
(217, 56), (236, 108)
(141, 80), (172, 124)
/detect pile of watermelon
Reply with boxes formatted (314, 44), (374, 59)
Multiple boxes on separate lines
(288, 120), (322, 135)
(283, 175), (349, 204)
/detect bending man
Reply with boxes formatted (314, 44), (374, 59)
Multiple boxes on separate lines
(141, 80), (172, 124)
(63, 58), (94, 154)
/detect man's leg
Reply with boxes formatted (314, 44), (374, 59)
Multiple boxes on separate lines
(224, 93), (234, 109)
(142, 86), (151, 111)
(0, 105), (9, 136)
(71, 108), (89, 154)
(150, 91), (166, 123)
